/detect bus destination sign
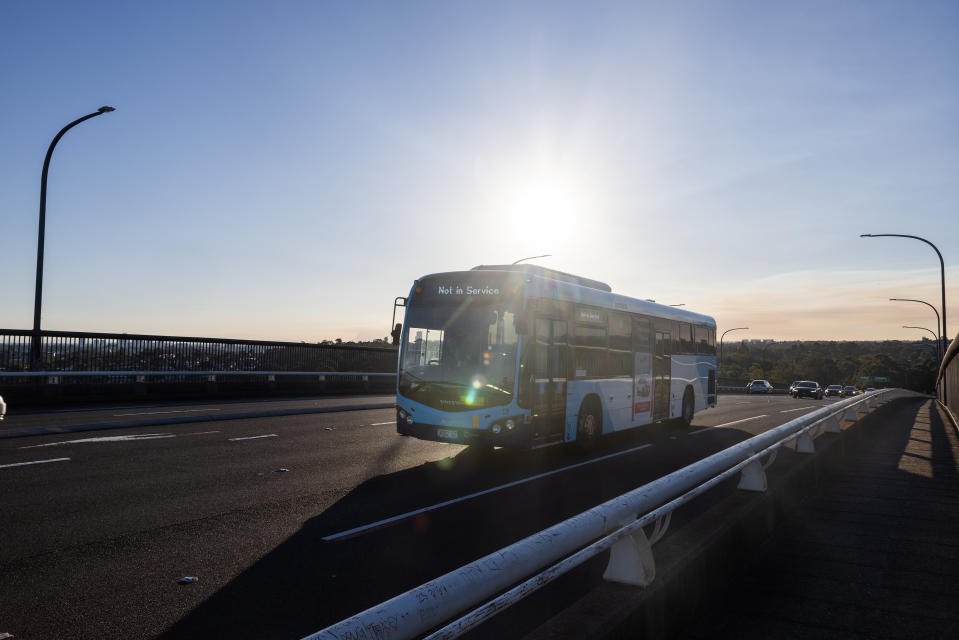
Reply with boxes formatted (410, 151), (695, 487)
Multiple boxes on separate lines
(414, 272), (522, 304)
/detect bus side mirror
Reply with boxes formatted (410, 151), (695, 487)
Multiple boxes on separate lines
(391, 323), (402, 345)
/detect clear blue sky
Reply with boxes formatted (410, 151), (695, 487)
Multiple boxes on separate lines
(2, 1), (957, 342)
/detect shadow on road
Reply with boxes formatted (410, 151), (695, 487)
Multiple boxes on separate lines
(158, 421), (757, 640)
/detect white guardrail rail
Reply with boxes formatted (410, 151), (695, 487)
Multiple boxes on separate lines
(307, 389), (905, 640)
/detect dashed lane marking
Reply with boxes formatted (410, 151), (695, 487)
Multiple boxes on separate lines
(1, 457), (70, 469)
(711, 415), (769, 429)
(780, 406), (816, 414)
(228, 434), (279, 441)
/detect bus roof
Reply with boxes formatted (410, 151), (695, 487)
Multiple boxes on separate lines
(416, 265), (716, 328)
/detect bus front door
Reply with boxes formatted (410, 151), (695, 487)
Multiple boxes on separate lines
(653, 330), (671, 421)
(531, 317), (568, 441)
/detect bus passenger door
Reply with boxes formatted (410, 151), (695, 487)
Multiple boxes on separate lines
(653, 330), (671, 421)
(531, 317), (568, 440)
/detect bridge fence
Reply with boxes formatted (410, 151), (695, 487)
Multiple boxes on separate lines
(0, 329), (398, 403)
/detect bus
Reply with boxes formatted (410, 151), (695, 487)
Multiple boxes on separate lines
(392, 264), (717, 449)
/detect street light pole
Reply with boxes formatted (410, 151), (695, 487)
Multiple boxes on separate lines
(719, 327), (749, 378)
(903, 325), (938, 343)
(31, 107), (115, 370)
(890, 298), (941, 363)
(511, 254), (551, 265)
(862, 233), (947, 400)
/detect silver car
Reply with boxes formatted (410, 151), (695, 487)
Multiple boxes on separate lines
(747, 380), (773, 394)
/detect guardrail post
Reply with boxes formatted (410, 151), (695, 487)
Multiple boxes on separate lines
(824, 413), (841, 434)
(843, 405), (858, 422)
(603, 514), (670, 587)
(738, 459), (767, 492)
(796, 431), (815, 454)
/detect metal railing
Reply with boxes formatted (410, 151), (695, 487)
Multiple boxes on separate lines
(0, 329), (397, 375)
(307, 389), (901, 640)
(937, 332), (958, 416)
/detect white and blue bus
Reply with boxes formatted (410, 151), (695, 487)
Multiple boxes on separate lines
(393, 264), (717, 449)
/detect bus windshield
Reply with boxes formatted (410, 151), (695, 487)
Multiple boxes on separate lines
(399, 299), (518, 410)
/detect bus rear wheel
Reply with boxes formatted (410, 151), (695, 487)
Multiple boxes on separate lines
(576, 400), (602, 451)
(680, 388), (695, 428)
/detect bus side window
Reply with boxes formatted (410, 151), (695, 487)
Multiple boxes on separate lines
(608, 312), (631, 377)
(573, 324), (607, 378)
(695, 325), (709, 355)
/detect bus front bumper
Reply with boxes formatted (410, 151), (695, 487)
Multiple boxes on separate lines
(397, 419), (531, 448)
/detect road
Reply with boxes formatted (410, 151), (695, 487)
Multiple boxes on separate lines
(0, 393), (843, 639)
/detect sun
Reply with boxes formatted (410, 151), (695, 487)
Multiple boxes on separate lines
(496, 162), (595, 251)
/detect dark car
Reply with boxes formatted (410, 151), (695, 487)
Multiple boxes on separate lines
(791, 380), (823, 399)
(746, 380), (773, 394)
(841, 386), (858, 397)
(824, 384), (842, 397)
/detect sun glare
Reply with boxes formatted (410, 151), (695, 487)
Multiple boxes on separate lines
(496, 164), (595, 251)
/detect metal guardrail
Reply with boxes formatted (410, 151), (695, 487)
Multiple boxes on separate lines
(0, 329), (397, 374)
(307, 389), (900, 640)
(937, 332), (958, 415)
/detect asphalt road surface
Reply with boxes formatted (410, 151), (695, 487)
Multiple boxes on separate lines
(0, 393), (845, 639)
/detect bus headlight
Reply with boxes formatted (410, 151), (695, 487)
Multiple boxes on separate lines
(504, 419), (515, 431)
(398, 409), (407, 420)
(491, 424), (501, 434)
(406, 416), (414, 425)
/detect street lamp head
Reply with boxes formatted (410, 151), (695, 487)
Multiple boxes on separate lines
(98, 106), (116, 113)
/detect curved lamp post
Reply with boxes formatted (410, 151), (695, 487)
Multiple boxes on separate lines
(903, 325), (938, 344)
(512, 254), (551, 265)
(719, 327), (749, 377)
(890, 298), (941, 363)
(31, 106), (116, 370)
(862, 233), (947, 400)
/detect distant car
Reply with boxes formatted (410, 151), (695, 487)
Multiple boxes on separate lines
(791, 381), (823, 399)
(824, 384), (842, 397)
(841, 386), (858, 397)
(0, 394), (5, 421)
(865, 387), (877, 392)
(747, 380), (773, 394)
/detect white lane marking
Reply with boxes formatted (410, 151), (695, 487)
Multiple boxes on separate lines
(711, 415), (768, 429)
(21, 431), (220, 448)
(780, 406), (815, 414)
(1, 457), (70, 469)
(228, 434), (278, 441)
(323, 443), (655, 541)
(23, 433), (175, 447)
(689, 427), (713, 435)
(113, 408), (222, 417)
(368, 422), (394, 426)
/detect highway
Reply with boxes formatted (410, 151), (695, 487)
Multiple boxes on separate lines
(0, 393), (847, 640)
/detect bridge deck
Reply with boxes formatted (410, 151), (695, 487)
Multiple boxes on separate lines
(691, 398), (959, 638)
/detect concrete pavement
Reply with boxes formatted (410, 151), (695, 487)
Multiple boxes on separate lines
(686, 397), (959, 639)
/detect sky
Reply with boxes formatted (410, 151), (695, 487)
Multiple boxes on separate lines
(1, 1), (957, 343)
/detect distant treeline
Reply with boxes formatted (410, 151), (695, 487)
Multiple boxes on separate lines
(721, 340), (940, 392)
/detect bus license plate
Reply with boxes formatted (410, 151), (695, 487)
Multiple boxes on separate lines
(437, 428), (458, 440)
